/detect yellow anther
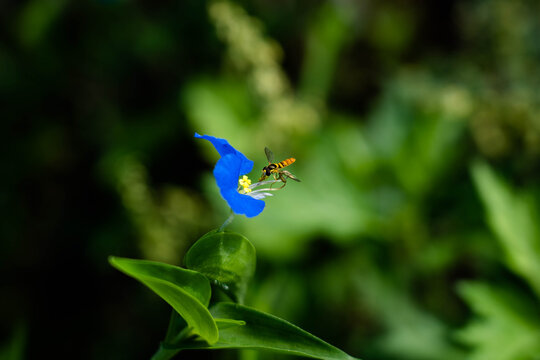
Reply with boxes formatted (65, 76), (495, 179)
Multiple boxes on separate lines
(241, 175), (251, 185)
(238, 175), (253, 194)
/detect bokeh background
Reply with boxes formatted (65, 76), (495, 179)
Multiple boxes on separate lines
(3, 0), (540, 359)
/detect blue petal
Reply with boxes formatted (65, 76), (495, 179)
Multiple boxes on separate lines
(195, 133), (265, 217)
(213, 154), (240, 191)
(213, 154), (265, 217)
(221, 189), (265, 218)
(194, 133), (253, 175)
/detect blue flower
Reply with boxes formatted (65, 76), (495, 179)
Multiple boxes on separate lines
(195, 133), (265, 218)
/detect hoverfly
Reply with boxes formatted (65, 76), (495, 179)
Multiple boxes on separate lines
(259, 147), (301, 185)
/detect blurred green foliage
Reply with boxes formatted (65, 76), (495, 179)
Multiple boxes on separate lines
(3, 0), (540, 359)
(0, 324), (25, 360)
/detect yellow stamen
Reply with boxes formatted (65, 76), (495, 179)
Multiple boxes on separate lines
(238, 175), (252, 194)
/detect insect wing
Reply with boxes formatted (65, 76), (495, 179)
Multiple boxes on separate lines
(264, 147), (275, 163)
(281, 170), (301, 182)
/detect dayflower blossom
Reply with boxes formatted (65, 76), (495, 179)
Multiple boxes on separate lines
(195, 133), (282, 218)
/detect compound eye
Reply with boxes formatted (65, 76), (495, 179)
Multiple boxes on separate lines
(265, 169), (271, 176)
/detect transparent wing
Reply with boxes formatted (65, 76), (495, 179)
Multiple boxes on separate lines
(264, 147), (274, 163)
(281, 170), (301, 182)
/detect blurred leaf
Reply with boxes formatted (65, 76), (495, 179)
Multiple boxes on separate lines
(182, 78), (255, 152)
(367, 79), (466, 196)
(369, 5), (415, 54)
(300, 2), (352, 100)
(248, 270), (307, 327)
(366, 89), (410, 160)
(457, 281), (540, 360)
(109, 256), (219, 344)
(185, 230), (256, 303)
(173, 302), (359, 360)
(18, 0), (67, 47)
(348, 254), (464, 360)
(471, 161), (540, 297)
(0, 324), (25, 360)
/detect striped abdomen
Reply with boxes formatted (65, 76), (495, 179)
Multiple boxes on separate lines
(262, 158), (296, 176)
(276, 158), (296, 169)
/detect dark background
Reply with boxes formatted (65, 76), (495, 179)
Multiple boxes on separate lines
(2, 0), (540, 359)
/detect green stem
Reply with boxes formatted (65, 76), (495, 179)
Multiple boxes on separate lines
(150, 344), (180, 360)
(152, 325), (198, 360)
(153, 311), (194, 360)
(170, 326), (194, 345)
(151, 326), (194, 360)
(219, 211), (234, 231)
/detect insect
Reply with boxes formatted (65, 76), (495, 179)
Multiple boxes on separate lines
(259, 147), (301, 185)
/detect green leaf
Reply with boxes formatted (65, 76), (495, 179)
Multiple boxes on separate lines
(171, 302), (358, 360)
(471, 161), (540, 297)
(109, 256), (219, 344)
(0, 323), (25, 360)
(456, 281), (540, 360)
(163, 310), (187, 344)
(348, 256), (464, 360)
(300, 1), (352, 100)
(18, 0), (67, 48)
(185, 230), (256, 303)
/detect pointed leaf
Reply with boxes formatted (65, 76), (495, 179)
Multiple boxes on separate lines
(471, 161), (540, 297)
(171, 302), (359, 360)
(457, 281), (540, 360)
(109, 256), (219, 344)
(185, 230), (256, 303)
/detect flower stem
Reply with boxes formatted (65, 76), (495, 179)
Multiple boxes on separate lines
(219, 211), (234, 231)
(150, 344), (180, 360)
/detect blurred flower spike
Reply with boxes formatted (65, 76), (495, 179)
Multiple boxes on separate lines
(195, 133), (283, 218)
